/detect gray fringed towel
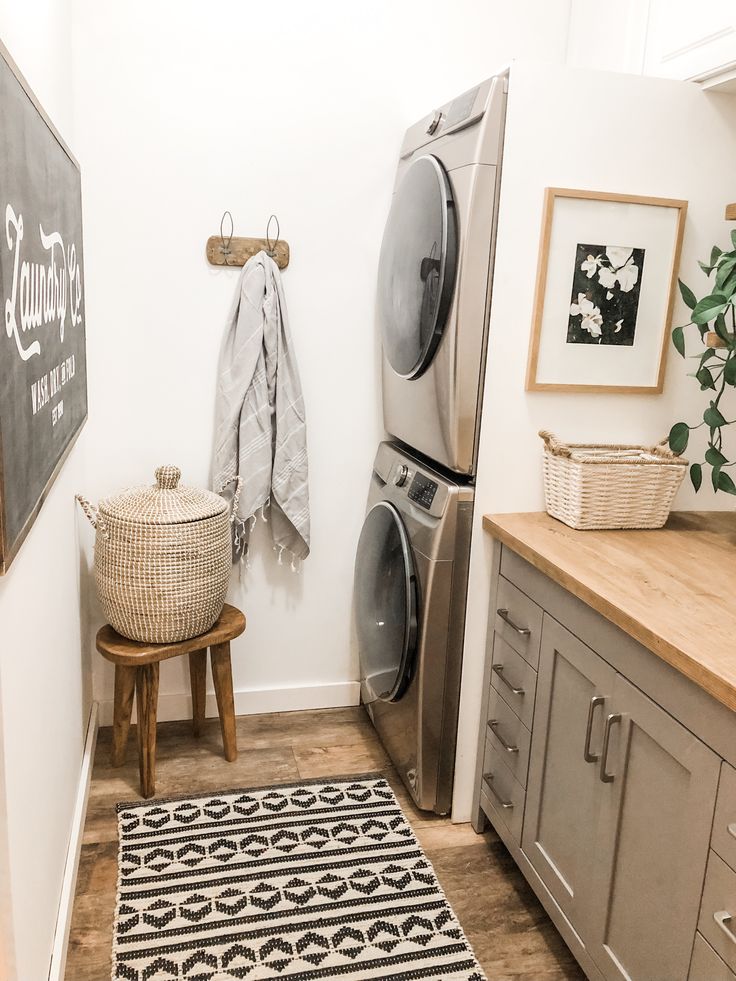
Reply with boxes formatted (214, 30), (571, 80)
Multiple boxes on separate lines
(212, 252), (310, 566)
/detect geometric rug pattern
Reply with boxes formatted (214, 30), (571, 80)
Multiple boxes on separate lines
(113, 775), (486, 980)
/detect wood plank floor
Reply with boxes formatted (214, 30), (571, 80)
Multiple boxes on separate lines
(65, 706), (584, 980)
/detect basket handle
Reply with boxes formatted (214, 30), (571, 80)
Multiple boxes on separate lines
(539, 430), (572, 458)
(219, 475), (244, 523)
(75, 494), (110, 541)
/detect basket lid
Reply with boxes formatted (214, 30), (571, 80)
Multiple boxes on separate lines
(99, 465), (228, 525)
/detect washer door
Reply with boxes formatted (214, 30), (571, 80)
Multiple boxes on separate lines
(377, 154), (458, 379)
(354, 501), (418, 703)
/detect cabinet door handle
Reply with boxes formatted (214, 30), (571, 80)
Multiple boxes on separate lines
(483, 772), (514, 809)
(583, 696), (605, 763)
(599, 713), (622, 783)
(714, 910), (736, 947)
(488, 720), (519, 754)
(492, 663), (525, 696)
(497, 608), (531, 637)
(728, 822), (736, 841)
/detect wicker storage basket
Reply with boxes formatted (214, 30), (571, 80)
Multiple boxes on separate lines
(539, 431), (687, 531)
(76, 465), (239, 643)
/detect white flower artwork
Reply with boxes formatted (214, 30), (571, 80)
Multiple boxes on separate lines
(567, 242), (645, 346)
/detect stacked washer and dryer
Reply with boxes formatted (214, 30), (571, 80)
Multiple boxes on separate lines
(353, 73), (508, 815)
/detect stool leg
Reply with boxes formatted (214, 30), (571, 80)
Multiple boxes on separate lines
(112, 665), (136, 766)
(136, 663), (159, 799)
(210, 642), (237, 762)
(189, 649), (207, 737)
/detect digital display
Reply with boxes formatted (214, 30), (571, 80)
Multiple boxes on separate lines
(409, 473), (438, 510)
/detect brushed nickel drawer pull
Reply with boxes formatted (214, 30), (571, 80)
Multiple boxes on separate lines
(488, 720), (519, 754)
(483, 772), (514, 809)
(492, 663), (525, 696)
(599, 713), (622, 783)
(714, 910), (736, 946)
(728, 822), (736, 841)
(497, 608), (531, 637)
(583, 696), (605, 764)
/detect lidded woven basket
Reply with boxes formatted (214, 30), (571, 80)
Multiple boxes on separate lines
(539, 431), (687, 531)
(77, 465), (238, 643)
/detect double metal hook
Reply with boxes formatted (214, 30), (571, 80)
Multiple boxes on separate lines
(218, 211), (280, 264)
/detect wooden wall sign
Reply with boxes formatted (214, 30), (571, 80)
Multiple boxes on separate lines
(0, 41), (88, 574)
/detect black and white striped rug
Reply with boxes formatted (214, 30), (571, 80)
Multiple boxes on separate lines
(113, 775), (485, 980)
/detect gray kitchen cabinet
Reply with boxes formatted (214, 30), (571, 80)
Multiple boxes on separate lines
(475, 539), (731, 981)
(523, 615), (615, 936)
(587, 674), (720, 981)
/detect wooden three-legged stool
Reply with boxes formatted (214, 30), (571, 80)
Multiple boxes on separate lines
(96, 604), (246, 798)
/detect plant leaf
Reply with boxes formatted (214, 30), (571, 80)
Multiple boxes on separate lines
(712, 464), (722, 491)
(715, 312), (732, 343)
(678, 279), (697, 311)
(706, 445), (728, 466)
(712, 245), (724, 267)
(672, 325), (686, 357)
(692, 293), (729, 325)
(690, 463), (702, 491)
(717, 256), (736, 290)
(718, 470), (736, 495)
(697, 365), (715, 389)
(704, 405), (727, 428)
(732, 228), (736, 250)
(725, 355), (736, 385)
(668, 422), (690, 455)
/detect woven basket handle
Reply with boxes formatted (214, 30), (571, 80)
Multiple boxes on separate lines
(219, 475), (244, 523)
(539, 430), (572, 458)
(75, 494), (110, 541)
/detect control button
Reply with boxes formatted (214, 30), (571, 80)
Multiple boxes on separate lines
(394, 464), (409, 487)
(426, 110), (443, 135)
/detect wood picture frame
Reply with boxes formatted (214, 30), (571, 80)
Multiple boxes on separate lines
(525, 188), (687, 394)
(0, 39), (88, 574)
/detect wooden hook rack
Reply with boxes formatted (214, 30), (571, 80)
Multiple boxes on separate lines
(206, 236), (290, 269)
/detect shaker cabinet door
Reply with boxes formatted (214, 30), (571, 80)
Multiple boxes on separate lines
(522, 614), (616, 939)
(588, 674), (720, 981)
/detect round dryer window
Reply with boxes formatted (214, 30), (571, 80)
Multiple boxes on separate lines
(377, 154), (458, 379)
(354, 501), (418, 703)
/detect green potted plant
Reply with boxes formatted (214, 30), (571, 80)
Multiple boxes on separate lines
(669, 231), (736, 495)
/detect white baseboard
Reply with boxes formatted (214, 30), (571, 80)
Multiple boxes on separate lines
(48, 701), (99, 981)
(97, 681), (361, 727)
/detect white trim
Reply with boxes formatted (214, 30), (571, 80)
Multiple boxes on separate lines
(97, 681), (361, 727)
(48, 702), (98, 981)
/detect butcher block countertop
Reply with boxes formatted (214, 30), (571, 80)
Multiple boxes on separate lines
(483, 511), (736, 712)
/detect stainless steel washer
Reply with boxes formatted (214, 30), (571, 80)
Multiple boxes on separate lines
(353, 442), (473, 814)
(377, 73), (507, 476)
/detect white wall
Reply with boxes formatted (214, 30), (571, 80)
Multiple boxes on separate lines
(70, 0), (573, 724)
(452, 62), (736, 821)
(0, 3), (92, 979)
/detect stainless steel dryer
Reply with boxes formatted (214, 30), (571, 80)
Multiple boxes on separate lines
(377, 73), (507, 476)
(353, 441), (473, 814)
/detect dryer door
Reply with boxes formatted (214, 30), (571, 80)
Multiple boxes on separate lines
(354, 501), (418, 703)
(377, 154), (458, 380)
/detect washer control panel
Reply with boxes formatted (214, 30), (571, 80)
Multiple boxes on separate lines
(408, 472), (438, 510)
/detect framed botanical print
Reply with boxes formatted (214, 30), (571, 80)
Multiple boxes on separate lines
(525, 188), (687, 394)
(0, 40), (88, 573)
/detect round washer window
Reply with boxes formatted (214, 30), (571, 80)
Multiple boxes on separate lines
(354, 501), (418, 702)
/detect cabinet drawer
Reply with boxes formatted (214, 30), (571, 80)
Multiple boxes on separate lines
(699, 851), (736, 972)
(491, 634), (537, 729)
(713, 763), (736, 873)
(690, 934), (736, 981)
(494, 575), (542, 668)
(484, 686), (532, 786)
(480, 742), (525, 843)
